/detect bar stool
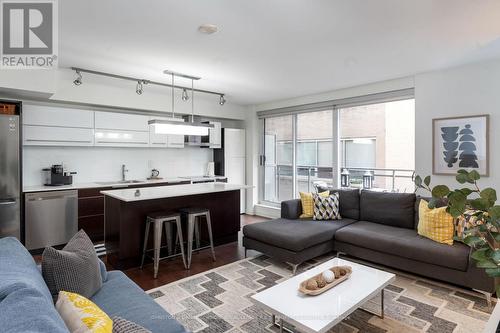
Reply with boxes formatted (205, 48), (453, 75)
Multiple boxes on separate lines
(140, 211), (187, 278)
(179, 208), (216, 269)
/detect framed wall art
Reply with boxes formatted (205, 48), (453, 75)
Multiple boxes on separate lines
(433, 115), (489, 176)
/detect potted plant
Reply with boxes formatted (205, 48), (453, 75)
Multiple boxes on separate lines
(414, 170), (500, 296)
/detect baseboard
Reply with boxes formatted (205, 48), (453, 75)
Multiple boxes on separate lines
(254, 204), (280, 219)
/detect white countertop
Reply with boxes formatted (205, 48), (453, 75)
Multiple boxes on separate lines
(22, 178), (189, 193)
(101, 182), (251, 202)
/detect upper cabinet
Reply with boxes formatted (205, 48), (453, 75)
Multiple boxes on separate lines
(22, 105), (224, 149)
(23, 104), (94, 128)
(23, 105), (94, 146)
(94, 112), (149, 132)
(202, 121), (222, 148)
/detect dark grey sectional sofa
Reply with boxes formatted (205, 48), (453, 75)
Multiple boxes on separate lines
(242, 189), (494, 294)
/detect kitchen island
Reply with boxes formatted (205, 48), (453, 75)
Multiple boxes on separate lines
(101, 183), (249, 270)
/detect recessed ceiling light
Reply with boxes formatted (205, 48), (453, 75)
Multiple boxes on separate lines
(198, 24), (218, 34)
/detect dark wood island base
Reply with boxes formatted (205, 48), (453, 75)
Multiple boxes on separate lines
(104, 190), (240, 270)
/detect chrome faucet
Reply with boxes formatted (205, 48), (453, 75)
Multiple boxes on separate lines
(121, 164), (128, 181)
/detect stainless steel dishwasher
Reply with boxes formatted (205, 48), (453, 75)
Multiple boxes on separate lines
(25, 190), (78, 250)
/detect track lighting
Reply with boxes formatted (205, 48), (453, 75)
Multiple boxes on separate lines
(136, 80), (144, 95)
(219, 94), (226, 106)
(181, 88), (189, 101)
(73, 70), (82, 86)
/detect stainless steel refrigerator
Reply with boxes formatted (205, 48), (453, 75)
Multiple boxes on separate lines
(0, 109), (21, 241)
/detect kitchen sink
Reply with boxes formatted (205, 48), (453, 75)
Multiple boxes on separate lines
(95, 180), (143, 185)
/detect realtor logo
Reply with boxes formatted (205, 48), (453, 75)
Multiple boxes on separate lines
(1, 0), (58, 68)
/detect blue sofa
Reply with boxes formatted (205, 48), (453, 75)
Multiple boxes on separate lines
(0, 237), (188, 333)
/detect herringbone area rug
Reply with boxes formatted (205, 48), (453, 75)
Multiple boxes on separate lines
(148, 255), (492, 332)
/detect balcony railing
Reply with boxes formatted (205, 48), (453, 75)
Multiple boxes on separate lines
(267, 165), (415, 201)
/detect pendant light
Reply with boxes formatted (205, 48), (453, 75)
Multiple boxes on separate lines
(149, 74), (213, 135)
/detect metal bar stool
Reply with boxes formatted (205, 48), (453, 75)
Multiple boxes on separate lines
(140, 211), (187, 278)
(179, 208), (216, 269)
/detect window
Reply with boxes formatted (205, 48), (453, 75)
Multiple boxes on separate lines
(260, 96), (415, 204)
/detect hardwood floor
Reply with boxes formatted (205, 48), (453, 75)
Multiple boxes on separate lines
(121, 214), (268, 290)
(33, 214), (269, 291)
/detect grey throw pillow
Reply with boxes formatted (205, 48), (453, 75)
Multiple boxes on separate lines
(112, 317), (151, 333)
(313, 192), (341, 220)
(42, 230), (102, 299)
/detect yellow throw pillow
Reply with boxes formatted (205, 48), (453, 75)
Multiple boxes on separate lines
(417, 200), (454, 245)
(299, 191), (329, 218)
(56, 291), (112, 333)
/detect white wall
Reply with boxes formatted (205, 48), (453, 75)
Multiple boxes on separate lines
(414, 58), (500, 190)
(23, 146), (212, 186)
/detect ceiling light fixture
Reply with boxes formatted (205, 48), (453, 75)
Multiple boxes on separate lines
(149, 75), (213, 136)
(73, 70), (82, 86)
(136, 80), (143, 95)
(219, 94), (226, 106)
(181, 88), (189, 101)
(198, 24), (218, 34)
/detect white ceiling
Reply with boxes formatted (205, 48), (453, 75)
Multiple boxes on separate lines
(59, 0), (500, 105)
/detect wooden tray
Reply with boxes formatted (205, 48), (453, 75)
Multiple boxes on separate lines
(298, 266), (352, 296)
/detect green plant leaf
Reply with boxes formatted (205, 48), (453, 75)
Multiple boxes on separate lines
(432, 185), (450, 198)
(491, 250), (500, 264)
(496, 285), (500, 298)
(480, 188), (497, 204)
(471, 248), (489, 261)
(489, 206), (500, 220)
(463, 235), (486, 247)
(448, 206), (465, 218)
(457, 169), (468, 174)
(485, 267), (500, 277)
(476, 259), (498, 269)
(428, 197), (438, 209)
(414, 175), (422, 187)
(424, 176), (431, 187)
(456, 173), (469, 184)
(459, 188), (474, 196)
(470, 198), (492, 211)
(469, 170), (481, 181)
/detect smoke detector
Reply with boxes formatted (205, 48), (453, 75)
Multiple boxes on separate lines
(198, 24), (218, 34)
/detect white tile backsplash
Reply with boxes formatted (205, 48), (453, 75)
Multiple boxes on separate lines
(23, 146), (213, 186)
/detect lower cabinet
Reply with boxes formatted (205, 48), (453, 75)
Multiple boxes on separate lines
(77, 181), (191, 243)
(78, 188), (108, 243)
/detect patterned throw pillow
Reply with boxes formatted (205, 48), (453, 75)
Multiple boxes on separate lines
(42, 230), (103, 299)
(417, 200), (454, 245)
(313, 192), (341, 221)
(112, 317), (151, 333)
(456, 209), (497, 239)
(56, 291), (112, 333)
(299, 191), (329, 218)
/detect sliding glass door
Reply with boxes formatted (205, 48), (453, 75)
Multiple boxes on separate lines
(259, 96), (415, 204)
(263, 115), (293, 203)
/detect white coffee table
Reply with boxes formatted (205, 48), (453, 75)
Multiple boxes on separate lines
(251, 258), (396, 333)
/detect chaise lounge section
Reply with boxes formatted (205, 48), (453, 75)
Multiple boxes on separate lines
(242, 189), (494, 295)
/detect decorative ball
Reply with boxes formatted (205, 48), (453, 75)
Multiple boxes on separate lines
(331, 267), (341, 278)
(322, 270), (335, 283)
(339, 268), (347, 276)
(306, 279), (319, 290)
(316, 275), (327, 288)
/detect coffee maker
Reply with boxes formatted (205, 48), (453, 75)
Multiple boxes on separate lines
(43, 164), (76, 186)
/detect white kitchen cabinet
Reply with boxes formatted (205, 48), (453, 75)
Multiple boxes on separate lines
(149, 116), (185, 148)
(202, 121), (221, 148)
(94, 111), (149, 132)
(24, 125), (94, 146)
(23, 105), (94, 128)
(94, 129), (149, 147)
